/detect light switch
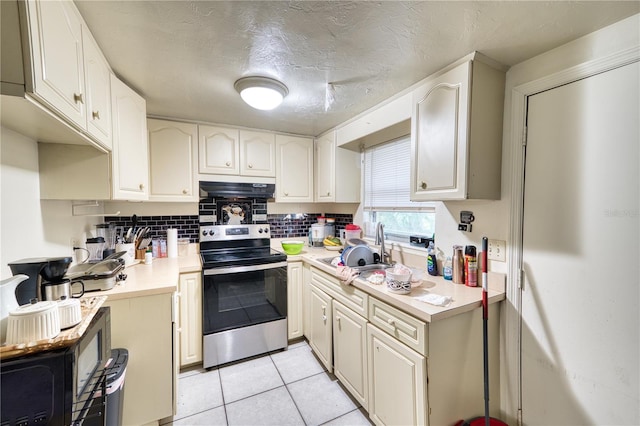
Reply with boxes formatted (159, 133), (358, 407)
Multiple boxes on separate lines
(488, 239), (506, 262)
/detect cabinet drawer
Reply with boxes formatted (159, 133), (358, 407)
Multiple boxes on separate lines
(368, 297), (428, 356)
(311, 267), (368, 318)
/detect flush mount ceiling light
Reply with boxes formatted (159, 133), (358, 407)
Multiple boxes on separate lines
(234, 76), (289, 111)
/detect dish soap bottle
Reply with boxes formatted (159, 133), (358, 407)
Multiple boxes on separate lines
(426, 242), (438, 276)
(443, 256), (453, 280)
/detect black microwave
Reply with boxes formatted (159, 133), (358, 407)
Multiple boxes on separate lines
(0, 307), (111, 426)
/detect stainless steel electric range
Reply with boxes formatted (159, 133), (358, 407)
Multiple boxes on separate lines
(200, 224), (288, 369)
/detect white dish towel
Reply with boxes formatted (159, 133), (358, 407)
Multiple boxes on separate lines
(414, 293), (452, 307)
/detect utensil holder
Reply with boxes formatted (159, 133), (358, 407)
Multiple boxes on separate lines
(135, 249), (146, 260)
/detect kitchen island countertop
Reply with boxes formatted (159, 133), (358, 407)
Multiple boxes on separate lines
(272, 239), (506, 323)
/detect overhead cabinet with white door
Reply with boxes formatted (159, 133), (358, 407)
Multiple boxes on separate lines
(199, 125), (276, 177)
(1, 0), (113, 150)
(315, 130), (361, 203)
(275, 134), (314, 202)
(410, 54), (506, 201)
(148, 119), (198, 202)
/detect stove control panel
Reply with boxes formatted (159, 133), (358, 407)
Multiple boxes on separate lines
(200, 224), (270, 242)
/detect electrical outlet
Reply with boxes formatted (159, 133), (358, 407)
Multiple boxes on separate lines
(488, 239), (506, 262)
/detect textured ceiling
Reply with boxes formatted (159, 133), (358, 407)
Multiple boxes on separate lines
(74, 1), (639, 136)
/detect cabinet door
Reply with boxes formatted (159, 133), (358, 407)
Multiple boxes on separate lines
(287, 261), (304, 340)
(367, 324), (427, 426)
(148, 119), (198, 202)
(179, 272), (202, 367)
(26, 0), (86, 129)
(111, 74), (148, 200)
(199, 125), (240, 175)
(315, 132), (335, 202)
(333, 300), (368, 410)
(83, 30), (112, 150)
(240, 130), (276, 177)
(308, 284), (333, 372)
(411, 61), (470, 201)
(275, 135), (314, 202)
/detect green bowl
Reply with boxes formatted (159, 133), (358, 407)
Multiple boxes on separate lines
(281, 240), (304, 255)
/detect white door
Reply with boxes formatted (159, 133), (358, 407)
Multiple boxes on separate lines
(521, 61), (639, 425)
(240, 130), (276, 177)
(308, 284), (333, 372)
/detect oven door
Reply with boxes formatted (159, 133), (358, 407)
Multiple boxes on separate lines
(203, 261), (288, 335)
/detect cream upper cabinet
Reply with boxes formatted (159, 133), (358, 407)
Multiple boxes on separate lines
(83, 30), (112, 150)
(199, 125), (240, 175)
(287, 261), (304, 340)
(24, 0), (86, 129)
(199, 126), (276, 177)
(111, 74), (148, 200)
(178, 272), (202, 368)
(410, 57), (505, 201)
(148, 119), (198, 202)
(240, 130), (276, 177)
(315, 130), (360, 203)
(367, 323), (427, 426)
(22, 0), (113, 150)
(276, 135), (314, 202)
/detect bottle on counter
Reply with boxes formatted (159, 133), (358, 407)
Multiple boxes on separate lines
(426, 241), (438, 276)
(443, 256), (453, 280)
(464, 245), (478, 287)
(452, 246), (464, 284)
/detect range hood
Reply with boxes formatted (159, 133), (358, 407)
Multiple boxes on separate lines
(199, 181), (276, 200)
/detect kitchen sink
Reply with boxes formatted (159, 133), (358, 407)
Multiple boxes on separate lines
(316, 257), (392, 272)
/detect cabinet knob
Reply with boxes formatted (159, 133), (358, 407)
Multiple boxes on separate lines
(73, 93), (84, 104)
(421, 181), (427, 190)
(92, 110), (100, 120)
(225, 161), (231, 167)
(327, 191), (330, 196)
(248, 163), (253, 169)
(139, 183), (145, 190)
(182, 189), (188, 194)
(387, 318), (396, 326)
(284, 192), (289, 196)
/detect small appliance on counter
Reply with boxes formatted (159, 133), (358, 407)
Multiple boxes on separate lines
(309, 222), (335, 247)
(65, 258), (126, 292)
(8, 257), (73, 304)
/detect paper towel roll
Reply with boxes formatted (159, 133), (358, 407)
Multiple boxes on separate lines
(167, 228), (178, 258)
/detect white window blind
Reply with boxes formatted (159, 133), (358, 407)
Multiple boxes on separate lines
(363, 136), (432, 210)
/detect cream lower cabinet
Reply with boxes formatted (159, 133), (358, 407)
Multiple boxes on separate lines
(178, 272), (202, 367)
(103, 292), (174, 425)
(308, 284), (333, 372)
(367, 323), (427, 426)
(148, 119), (198, 202)
(333, 299), (368, 410)
(287, 261), (304, 340)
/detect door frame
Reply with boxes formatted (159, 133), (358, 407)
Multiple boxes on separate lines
(506, 46), (639, 424)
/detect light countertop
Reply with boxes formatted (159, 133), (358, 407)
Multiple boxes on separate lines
(272, 239), (506, 323)
(84, 250), (201, 301)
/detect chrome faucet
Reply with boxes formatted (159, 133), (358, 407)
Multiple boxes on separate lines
(375, 222), (390, 264)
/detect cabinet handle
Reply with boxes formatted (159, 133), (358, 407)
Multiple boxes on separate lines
(248, 163), (253, 169)
(387, 318), (396, 326)
(284, 192), (289, 196)
(182, 189), (188, 194)
(421, 181), (427, 190)
(336, 316), (341, 325)
(225, 161), (231, 167)
(92, 110), (100, 120)
(139, 183), (145, 190)
(74, 93), (84, 104)
(327, 191), (330, 196)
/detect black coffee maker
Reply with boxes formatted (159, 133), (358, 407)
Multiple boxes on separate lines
(8, 257), (73, 305)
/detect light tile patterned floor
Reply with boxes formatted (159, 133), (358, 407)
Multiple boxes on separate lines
(163, 340), (373, 426)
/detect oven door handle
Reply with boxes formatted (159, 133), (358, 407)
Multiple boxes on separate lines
(203, 261), (288, 276)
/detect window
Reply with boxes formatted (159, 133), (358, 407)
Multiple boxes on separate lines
(363, 136), (436, 242)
